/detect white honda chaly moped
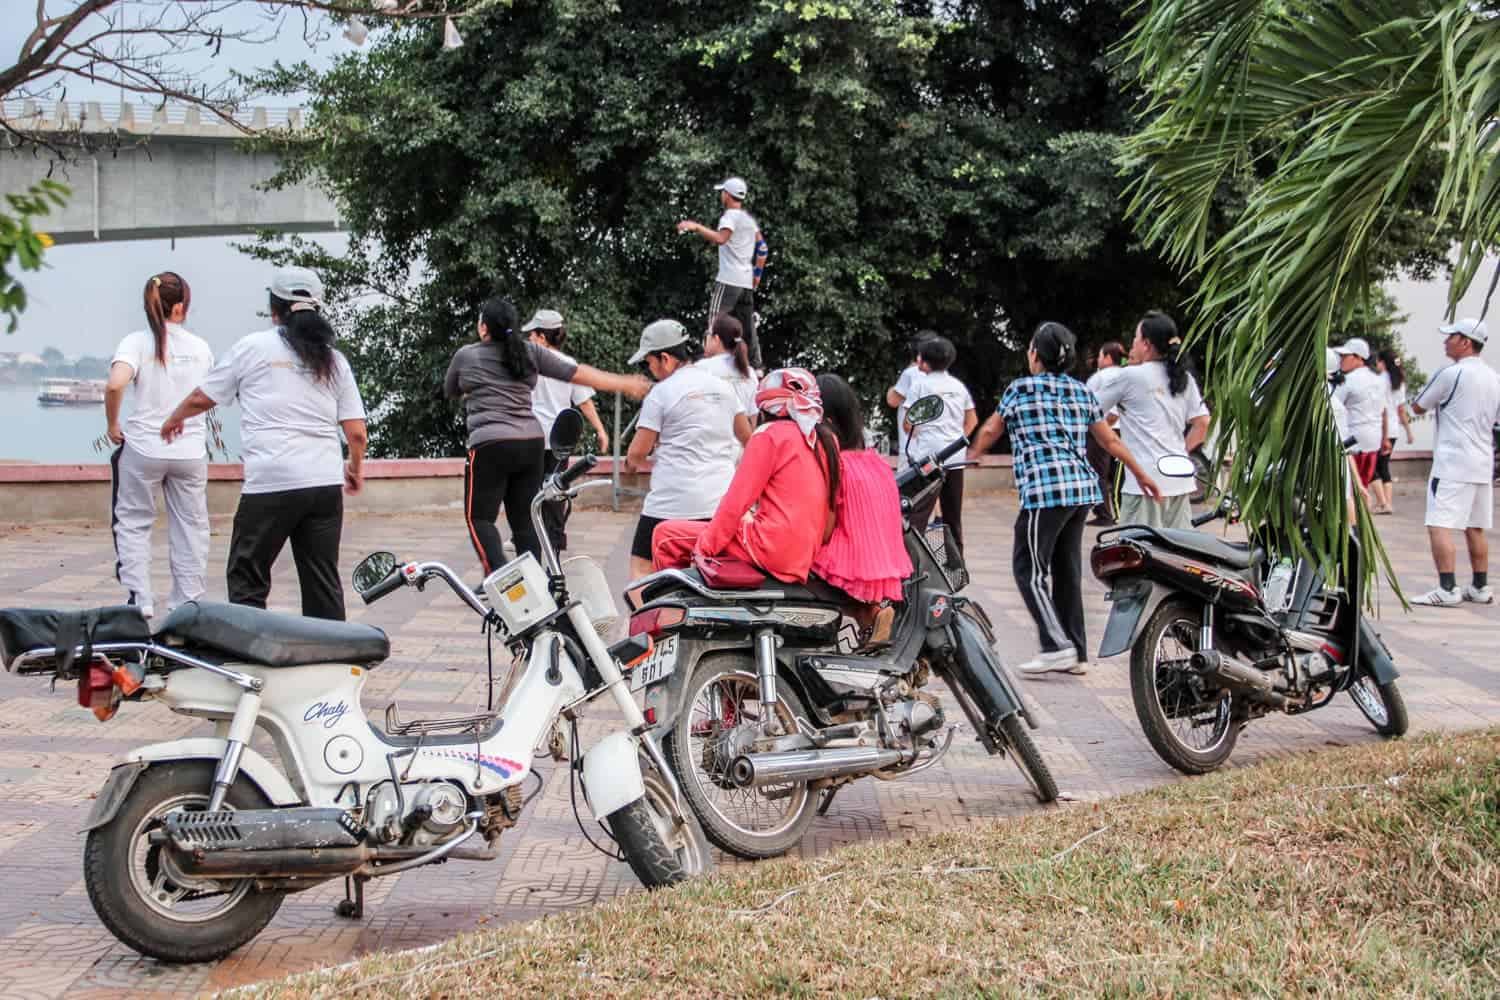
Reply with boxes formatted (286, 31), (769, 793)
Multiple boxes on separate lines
(0, 408), (710, 963)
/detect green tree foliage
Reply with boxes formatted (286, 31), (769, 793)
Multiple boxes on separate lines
(0, 180), (67, 334)
(1122, 0), (1498, 587)
(254, 0), (1194, 456)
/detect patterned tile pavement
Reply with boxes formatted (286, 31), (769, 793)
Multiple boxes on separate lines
(0, 484), (1495, 998)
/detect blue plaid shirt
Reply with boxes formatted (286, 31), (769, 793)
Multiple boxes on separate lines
(999, 373), (1104, 510)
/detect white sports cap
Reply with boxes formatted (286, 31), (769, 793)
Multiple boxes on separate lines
(269, 266), (325, 310)
(1438, 317), (1489, 345)
(628, 319), (689, 365)
(714, 177), (748, 200)
(1332, 337), (1370, 360)
(522, 308), (564, 333)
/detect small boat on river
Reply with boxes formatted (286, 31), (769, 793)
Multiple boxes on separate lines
(36, 378), (106, 406)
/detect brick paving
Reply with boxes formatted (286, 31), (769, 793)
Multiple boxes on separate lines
(0, 486), (1496, 998)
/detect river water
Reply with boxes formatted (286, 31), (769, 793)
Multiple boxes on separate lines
(0, 385), (242, 464)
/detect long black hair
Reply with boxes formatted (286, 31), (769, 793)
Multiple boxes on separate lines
(1377, 348), (1405, 391)
(710, 313), (752, 377)
(144, 271), (190, 366)
(269, 293), (337, 385)
(1030, 321), (1077, 374)
(1139, 310), (1191, 396)
(480, 297), (535, 381)
(817, 373), (865, 451)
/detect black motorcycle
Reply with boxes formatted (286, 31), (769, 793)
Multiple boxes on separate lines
(1090, 455), (1408, 775)
(621, 395), (1057, 860)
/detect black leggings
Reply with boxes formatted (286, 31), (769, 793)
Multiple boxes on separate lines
(1012, 504), (1090, 658)
(465, 438), (544, 575)
(227, 485), (346, 621)
(1376, 439), (1395, 483)
(910, 467), (965, 553)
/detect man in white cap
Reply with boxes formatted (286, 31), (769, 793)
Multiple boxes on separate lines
(524, 308), (610, 553)
(1330, 336), (1387, 494)
(676, 176), (768, 367)
(1408, 317), (1500, 606)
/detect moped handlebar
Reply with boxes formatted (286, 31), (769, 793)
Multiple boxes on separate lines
(360, 571), (406, 605)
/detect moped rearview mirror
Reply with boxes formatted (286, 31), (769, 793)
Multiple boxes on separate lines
(1156, 454), (1197, 478)
(353, 551), (399, 596)
(550, 407), (584, 460)
(905, 394), (944, 427)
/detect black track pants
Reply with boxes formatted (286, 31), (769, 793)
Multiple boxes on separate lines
(1012, 504), (1090, 658)
(465, 438), (545, 575)
(227, 485), (346, 621)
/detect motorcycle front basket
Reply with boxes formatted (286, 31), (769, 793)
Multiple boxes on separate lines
(924, 523), (969, 591)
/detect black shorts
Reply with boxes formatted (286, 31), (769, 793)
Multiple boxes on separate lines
(631, 515), (706, 561)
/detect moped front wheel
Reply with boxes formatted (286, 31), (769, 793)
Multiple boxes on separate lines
(606, 767), (714, 888)
(1348, 675), (1408, 737)
(84, 760), (285, 963)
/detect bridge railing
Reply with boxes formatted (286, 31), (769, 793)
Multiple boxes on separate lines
(0, 100), (307, 135)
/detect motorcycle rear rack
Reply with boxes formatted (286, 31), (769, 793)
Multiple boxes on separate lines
(383, 701), (498, 737)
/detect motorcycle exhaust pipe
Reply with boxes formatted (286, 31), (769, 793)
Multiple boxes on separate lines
(730, 746), (905, 788)
(1190, 650), (1288, 708)
(172, 846), (370, 878)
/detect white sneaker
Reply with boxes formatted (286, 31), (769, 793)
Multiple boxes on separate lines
(1412, 587), (1463, 607)
(1463, 584), (1494, 605)
(1019, 648), (1082, 675)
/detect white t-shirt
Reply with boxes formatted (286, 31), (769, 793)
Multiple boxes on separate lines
(1093, 362), (1210, 497)
(111, 324), (214, 461)
(1331, 365), (1386, 453)
(893, 363), (920, 456)
(715, 208), (759, 289)
(200, 328), (366, 494)
(530, 345), (595, 445)
(1381, 370), (1405, 443)
(1413, 356), (1500, 484)
(905, 370), (974, 469)
(1085, 366), (1123, 416)
(695, 352), (759, 419)
(637, 364), (742, 518)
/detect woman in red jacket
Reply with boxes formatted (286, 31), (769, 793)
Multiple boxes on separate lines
(652, 368), (839, 582)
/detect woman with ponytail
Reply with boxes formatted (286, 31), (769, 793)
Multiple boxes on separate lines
(1092, 310), (1212, 531)
(161, 266), (368, 621)
(445, 295), (649, 576)
(968, 322), (1162, 676)
(696, 313), (758, 442)
(104, 271), (214, 618)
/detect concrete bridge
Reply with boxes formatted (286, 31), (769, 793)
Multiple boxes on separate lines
(0, 100), (338, 245)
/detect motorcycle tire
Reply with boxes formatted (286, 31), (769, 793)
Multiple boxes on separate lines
(1131, 598), (1239, 775)
(664, 658), (817, 860)
(1348, 675), (1409, 737)
(84, 760), (285, 963)
(605, 767), (714, 888)
(995, 713), (1058, 803)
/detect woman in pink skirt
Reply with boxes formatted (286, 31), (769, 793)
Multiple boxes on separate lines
(812, 374), (912, 645)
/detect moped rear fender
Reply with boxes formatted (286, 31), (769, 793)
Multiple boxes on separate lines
(82, 739), (302, 832)
(1097, 577), (1169, 659)
(580, 730), (646, 820)
(1356, 617), (1399, 685)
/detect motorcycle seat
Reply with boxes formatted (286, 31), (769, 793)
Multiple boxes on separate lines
(692, 553), (849, 604)
(154, 601), (390, 668)
(1153, 528), (1264, 572)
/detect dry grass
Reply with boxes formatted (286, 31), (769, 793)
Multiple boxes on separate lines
(249, 730), (1499, 999)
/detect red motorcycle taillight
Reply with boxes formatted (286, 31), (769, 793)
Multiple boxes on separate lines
(628, 605), (686, 638)
(77, 659), (121, 721)
(1091, 543), (1146, 579)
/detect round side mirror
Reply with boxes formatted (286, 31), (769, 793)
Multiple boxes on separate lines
(353, 551), (399, 595)
(550, 407), (584, 459)
(1157, 454), (1197, 478)
(905, 394), (944, 427)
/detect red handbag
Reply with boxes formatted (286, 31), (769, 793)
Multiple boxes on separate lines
(693, 551), (769, 589)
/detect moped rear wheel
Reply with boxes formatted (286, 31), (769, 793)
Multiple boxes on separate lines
(1131, 598), (1238, 775)
(664, 659), (816, 859)
(1348, 675), (1409, 737)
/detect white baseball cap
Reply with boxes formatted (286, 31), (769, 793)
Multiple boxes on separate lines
(1438, 317), (1489, 345)
(628, 319), (689, 365)
(1324, 348), (1340, 375)
(1333, 337), (1370, 360)
(269, 266), (324, 309)
(714, 177), (748, 200)
(521, 308), (564, 333)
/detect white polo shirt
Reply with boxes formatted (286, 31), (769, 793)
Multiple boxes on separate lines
(715, 208), (759, 289)
(1332, 365), (1386, 453)
(1085, 366), (1123, 417)
(1093, 362), (1210, 497)
(637, 364), (741, 519)
(530, 345), (595, 444)
(1413, 356), (1500, 484)
(905, 370), (974, 470)
(111, 324), (214, 461)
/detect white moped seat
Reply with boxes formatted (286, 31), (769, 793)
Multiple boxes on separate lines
(154, 601), (390, 668)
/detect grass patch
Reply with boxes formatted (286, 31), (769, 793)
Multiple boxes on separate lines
(251, 731), (1499, 998)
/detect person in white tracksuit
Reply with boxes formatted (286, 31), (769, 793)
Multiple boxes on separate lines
(104, 272), (215, 618)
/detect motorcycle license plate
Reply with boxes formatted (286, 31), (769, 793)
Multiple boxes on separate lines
(629, 636), (678, 691)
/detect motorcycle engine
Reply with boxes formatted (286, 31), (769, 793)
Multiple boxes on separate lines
(885, 692), (944, 743)
(364, 780), (470, 846)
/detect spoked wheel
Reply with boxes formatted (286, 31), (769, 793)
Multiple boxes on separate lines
(665, 660), (816, 859)
(605, 766), (714, 888)
(1130, 599), (1238, 775)
(994, 713), (1058, 803)
(1348, 675), (1409, 737)
(84, 761), (284, 962)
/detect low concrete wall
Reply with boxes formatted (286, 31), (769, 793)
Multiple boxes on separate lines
(0, 452), (1434, 526)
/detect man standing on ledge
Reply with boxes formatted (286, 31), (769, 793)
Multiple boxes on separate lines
(677, 176), (768, 367)
(1408, 317), (1500, 607)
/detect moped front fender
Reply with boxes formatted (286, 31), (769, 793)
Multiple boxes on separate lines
(580, 730), (646, 820)
(82, 739), (301, 831)
(1356, 617), (1400, 685)
(1097, 577), (1170, 659)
